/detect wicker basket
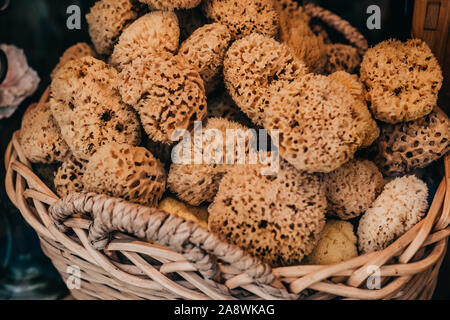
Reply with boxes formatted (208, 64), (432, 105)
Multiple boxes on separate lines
(4, 3), (450, 300)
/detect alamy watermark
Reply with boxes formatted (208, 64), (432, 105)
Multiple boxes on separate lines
(66, 265), (81, 290)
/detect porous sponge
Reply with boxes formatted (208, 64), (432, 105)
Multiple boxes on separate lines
(202, 0), (280, 40)
(357, 175), (428, 253)
(329, 71), (379, 147)
(264, 74), (363, 173)
(304, 220), (358, 265)
(360, 39), (443, 123)
(168, 117), (253, 206)
(50, 56), (141, 161)
(158, 197), (208, 229)
(224, 33), (308, 126)
(324, 44), (361, 74)
(51, 43), (96, 79)
(324, 159), (384, 220)
(209, 159), (327, 267)
(119, 52), (207, 144)
(138, 0), (201, 10)
(374, 107), (450, 176)
(83, 143), (166, 207)
(86, 0), (145, 55)
(111, 12), (180, 70)
(20, 102), (70, 164)
(178, 23), (231, 94)
(54, 155), (87, 198)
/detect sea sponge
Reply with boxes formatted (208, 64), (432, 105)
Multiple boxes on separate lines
(202, 0), (280, 40)
(324, 159), (384, 220)
(324, 44), (361, 74)
(137, 0), (201, 10)
(110, 12), (180, 70)
(168, 117), (253, 206)
(207, 91), (253, 127)
(358, 175), (428, 253)
(178, 23), (231, 94)
(20, 102), (70, 164)
(50, 56), (141, 160)
(142, 136), (174, 169)
(158, 197), (208, 228)
(264, 74), (364, 173)
(360, 39), (443, 123)
(83, 143), (166, 207)
(86, 0), (146, 55)
(51, 43), (95, 79)
(374, 107), (450, 176)
(54, 155), (87, 197)
(224, 33), (308, 126)
(304, 220), (358, 265)
(119, 52), (206, 144)
(329, 71), (379, 147)
(209, 159), (327, 267)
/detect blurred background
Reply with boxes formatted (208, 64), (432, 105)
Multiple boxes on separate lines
(0, 0), (448, 299)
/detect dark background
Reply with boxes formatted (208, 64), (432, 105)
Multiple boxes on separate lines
(0, 0), (449, 299)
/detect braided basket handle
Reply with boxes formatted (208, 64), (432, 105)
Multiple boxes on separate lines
(49, 192), (275, 285)
(304, 1), (369, 55)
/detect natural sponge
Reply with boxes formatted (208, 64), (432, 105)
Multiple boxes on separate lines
(50, 56), (141, 160)
(20, 102), (70, 164)
(264, 75), (364, 173)
(209, 159), (327, 267)
(324, 159), (384, 220)
(224, 33), (308, 126)
(168, 117), (253, 206)
(358, 175), (428, 253)
(304, 220), (358, 265)
(54, 155), (87, 197)
(360, 39), (443, 123)
(119, 52), (207, 144)
(51, 43), (95, 79)
(329, 71), (379, 147)
(202, 0), (280, 40)
(86, 0), (145, 55)
(324, 44), (361, 74)
(178, 23), (231, 94)
(138, 0), (201, 10)
(158, 197), (208, 229)
(111, 12), (180, 70)
(83, 143), (166, 207)
(374, 107), (450, 176)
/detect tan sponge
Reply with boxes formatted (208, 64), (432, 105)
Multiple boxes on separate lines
(138, 0), (201, 10)
(324, 44), (361, 74)
(119, 52), (206, 144)
(158, 197), (208, 229)
(209, 159), (327, 267)
(51, 43), (95, 79)
(20, 102), (70, 164)
(54, 155), (87, 198)
(360, 39), (443, 123)
(358, 175), (428, 253)
(83, 143), (167, 207)
(202, 0), (279, 40)
(50, 57), (141, 160)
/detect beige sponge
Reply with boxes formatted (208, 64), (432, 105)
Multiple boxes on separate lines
(358, 175), (428, 253)
(168, 117), (253, 206)
(20, 102), (70, 164)
(50, 56), (141, 160)
(178, 23), (231, 94)
(360, 39), (443, 123)
(158, 197), (208, 229)
(86, 0), (145, 55)
(209, 159), (327, 267)
(202, 0), (279, 40)
(83, 143), (166, 207)
(304, 220), (358, 265)
(374, 108), (450, 176)
(51, 43), (95, 79)
(324, 159), (384, 220)
(54, 155), (87, 198)
(138, 0), (201, 10)
(111, 12), (180, 70)
(264, 74), (364, 173)
(224, 33), (308, 126)
(324, 44), (361, 74)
